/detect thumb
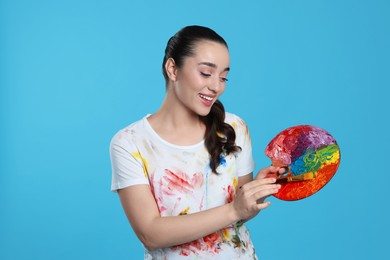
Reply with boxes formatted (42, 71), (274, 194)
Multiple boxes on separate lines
(255, 166), (282, 180)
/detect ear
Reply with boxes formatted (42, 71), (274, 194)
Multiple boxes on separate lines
(165, 58), (178, 82)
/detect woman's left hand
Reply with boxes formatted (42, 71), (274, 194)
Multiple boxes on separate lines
(254, 165), (286, 204)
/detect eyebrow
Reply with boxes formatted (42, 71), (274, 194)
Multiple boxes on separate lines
(198, 62), (230, 72)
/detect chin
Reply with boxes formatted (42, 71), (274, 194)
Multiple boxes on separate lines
(194, 107), (211, 116)
(190, 101), (215, 117)
(196, 108), (212, 117)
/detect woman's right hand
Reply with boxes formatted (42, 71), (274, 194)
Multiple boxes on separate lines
(231, 167), (282, 221)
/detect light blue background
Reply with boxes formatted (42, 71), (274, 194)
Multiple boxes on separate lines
(1, 0), (389, 259)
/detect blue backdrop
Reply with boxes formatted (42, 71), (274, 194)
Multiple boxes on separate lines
(1, 0), (389, 259)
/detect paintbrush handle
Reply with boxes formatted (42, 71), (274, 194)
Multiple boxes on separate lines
(276, 171), (316, 183)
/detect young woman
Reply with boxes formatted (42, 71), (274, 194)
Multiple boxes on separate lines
(110, 25), (283, 259)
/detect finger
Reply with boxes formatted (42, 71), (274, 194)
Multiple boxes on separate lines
(265, 172), (278, 179)
(256, 166), (282, 180)
(251, 185), (281, 200)
(256, 201), (272, 210)
(240, 178), (277, 191)
(278, 166), (288, 175)
(252, 178), (280, 188)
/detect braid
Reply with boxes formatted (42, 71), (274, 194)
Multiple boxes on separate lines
(200, 100), (241, 174)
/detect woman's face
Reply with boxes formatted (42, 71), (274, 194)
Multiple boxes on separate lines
(172, 40), (230, 116)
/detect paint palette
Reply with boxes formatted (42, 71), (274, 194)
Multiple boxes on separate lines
(265, 125), (341, 201)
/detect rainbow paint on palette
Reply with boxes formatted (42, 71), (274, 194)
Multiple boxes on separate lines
(265, 125), (341, 201)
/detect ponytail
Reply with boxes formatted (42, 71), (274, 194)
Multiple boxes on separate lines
(200, 100), (241, 174)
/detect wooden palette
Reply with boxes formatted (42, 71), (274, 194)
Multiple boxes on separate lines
(265, 125), (341, 201)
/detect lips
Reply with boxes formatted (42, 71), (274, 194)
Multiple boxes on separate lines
(199, 93), (215, 107)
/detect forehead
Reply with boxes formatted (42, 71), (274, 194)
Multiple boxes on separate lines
(189, 40), (230, 67)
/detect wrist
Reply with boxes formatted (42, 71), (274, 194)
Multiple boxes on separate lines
(228, 202), (241, 224)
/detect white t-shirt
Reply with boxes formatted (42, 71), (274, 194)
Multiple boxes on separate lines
(110, 112), (257, 259)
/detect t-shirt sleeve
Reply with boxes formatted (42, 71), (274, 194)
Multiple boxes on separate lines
(110, 131), (149, 191)
(230, 115), (255, 177)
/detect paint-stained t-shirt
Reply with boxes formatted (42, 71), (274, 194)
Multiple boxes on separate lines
(110, 112), (257, 259)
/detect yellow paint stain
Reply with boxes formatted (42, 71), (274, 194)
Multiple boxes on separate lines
(232, 177), (238, 190)
(130, 151), (149, 178)
(179, 207), (190, 215)
(221, 227), (231, 240)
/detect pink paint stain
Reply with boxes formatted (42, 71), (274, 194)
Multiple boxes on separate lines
(163, 169), (204, 195)
(150, 170), (204, 214)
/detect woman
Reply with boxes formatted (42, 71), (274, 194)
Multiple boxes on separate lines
(110, 25), (283, 259)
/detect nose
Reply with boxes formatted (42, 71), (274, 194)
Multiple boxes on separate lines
(207, 77), (223, 93)
(207, 86), (217, 93)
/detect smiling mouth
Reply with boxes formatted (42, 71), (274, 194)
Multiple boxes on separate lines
(199, 94), (214, 101)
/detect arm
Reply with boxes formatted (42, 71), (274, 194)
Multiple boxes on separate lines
(238, 172), (253, 188)
(118, 185), (238, 250)
(118, 168), (281, 250)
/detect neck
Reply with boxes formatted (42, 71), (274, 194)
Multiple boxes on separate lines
(156, 85), (204, 124)
(147, 90), (206, 146)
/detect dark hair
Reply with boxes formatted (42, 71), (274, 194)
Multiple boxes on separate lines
(162, 25), (241, 173)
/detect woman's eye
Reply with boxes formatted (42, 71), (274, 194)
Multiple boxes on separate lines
(200, 72), (211, 77)
(220, 77), (228, 82)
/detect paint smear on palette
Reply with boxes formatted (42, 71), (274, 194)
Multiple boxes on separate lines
(265, 125), (341, 201)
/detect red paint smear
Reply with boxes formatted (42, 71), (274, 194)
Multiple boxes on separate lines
(173, 232), (222, 256)
(163, 169), (204, 195)
(164, 169), (193, 194)
(274, 162), (340, 201)
(225, 185), (235, 203)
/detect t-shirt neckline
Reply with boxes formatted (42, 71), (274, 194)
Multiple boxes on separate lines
(143, 114), (205, 150)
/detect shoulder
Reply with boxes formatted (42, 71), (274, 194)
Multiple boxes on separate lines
(224, 112), (249, 132)
(110, 116), (147, 148)
(224, 112), (252, 148)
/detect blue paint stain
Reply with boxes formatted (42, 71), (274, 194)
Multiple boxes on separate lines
(219, 156), (226, 167)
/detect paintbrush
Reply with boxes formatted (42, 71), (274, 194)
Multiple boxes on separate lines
(276, 170), (316, 184)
